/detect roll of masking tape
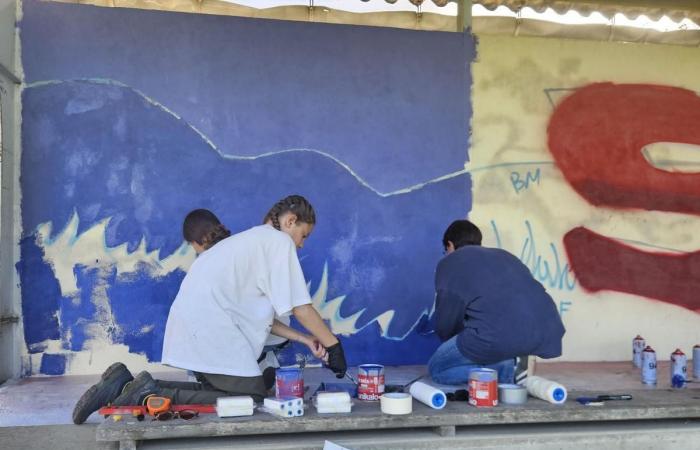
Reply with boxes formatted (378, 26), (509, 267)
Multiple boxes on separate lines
(380, 393), (412, 415)
(498, 384), (528, 405)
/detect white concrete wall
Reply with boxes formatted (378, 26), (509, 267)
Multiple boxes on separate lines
(471, 35), (700, 362)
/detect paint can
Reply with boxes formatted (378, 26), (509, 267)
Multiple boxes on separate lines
(468, 368), (498, 407)
(632, 335), (645, 368)
(641, 346), (657, 385)
(670, 348), (687, 384)
(694, 345), (700, 380)
(357, 364), (385, 401)
(275, 368), (304, 398)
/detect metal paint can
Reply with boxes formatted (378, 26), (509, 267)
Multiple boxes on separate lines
(632, 335), (645, 368)
(641, 346), (657, 385)
(670, 348), (687, 383)
(357, 364), (385, 401)
(468, 368), (498, 407)
(275, 368), (304, 398)
(694, 345), (700, 380)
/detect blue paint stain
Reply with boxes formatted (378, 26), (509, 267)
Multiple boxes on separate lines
(17, 237), (61, 351)
(108, 267), (185, 361)
(59, 265), (110, 351)
(40, 354), (66, 375)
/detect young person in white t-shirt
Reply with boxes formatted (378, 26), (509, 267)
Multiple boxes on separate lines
(72, 195), (347, 424)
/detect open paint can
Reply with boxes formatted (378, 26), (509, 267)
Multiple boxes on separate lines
(357, 364), (385, 401)
(468, 368), (498, 407)
(275, 367), (304, 398)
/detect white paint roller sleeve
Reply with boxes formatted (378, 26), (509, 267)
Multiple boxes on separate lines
(215, 396), (255, 417)
(408, 382), (446, 410)
(524, 376), (567, 404)
(315, 392), (352, 414)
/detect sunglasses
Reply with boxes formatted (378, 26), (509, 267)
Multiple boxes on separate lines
(153, 409), (199, 421)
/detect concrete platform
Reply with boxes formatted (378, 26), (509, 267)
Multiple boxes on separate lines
(2, 362), (700, 450)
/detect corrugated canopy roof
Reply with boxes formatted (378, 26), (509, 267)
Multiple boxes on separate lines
(473, 0), (700, 23)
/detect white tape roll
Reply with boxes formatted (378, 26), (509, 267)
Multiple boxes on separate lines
(380, 393), (412, 415)
(498, 384), (527, 405)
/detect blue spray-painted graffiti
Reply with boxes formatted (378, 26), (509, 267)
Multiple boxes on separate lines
(510, 168), (541, 194)
(559, 300), (573, 316)
(490, 220), (577, 292)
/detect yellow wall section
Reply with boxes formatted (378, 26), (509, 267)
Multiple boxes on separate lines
(471, 35), (700, 362)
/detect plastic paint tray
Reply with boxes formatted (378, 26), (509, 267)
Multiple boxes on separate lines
(318, 382), (358, 398)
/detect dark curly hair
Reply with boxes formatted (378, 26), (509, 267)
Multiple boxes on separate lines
(263, 195), (316, 230)
(442, 219), (482, 251)
(183, 209), (231, 250)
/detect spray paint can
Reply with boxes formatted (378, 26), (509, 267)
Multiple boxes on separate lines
(632, 335), (645, 368)
(694, 345), (700, 380)
(641, 346), (657, 385)
(670, 348), (687, 384)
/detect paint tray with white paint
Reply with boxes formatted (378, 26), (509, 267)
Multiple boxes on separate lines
(263, 397), (305, 417)
(314, 391), (353, 414)
(215, 396), (255, 418)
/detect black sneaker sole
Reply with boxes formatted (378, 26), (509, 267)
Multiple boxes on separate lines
(72, 363), (131, 425)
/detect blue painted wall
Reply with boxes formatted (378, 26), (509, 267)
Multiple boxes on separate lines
(19, 0), (474, 374)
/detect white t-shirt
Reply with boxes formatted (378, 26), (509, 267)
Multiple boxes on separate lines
(161, 225), (311, 377)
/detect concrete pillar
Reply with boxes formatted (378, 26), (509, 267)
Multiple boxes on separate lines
(0, 0), (23, 382)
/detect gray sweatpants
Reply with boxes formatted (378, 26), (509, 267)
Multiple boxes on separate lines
(156, 372), (267, 404)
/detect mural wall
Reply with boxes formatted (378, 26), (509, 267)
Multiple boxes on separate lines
(18, 0), (472, 374)
(471, 35), (700, 361)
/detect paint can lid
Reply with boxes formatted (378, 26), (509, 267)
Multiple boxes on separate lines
(469, 368), (497, 381)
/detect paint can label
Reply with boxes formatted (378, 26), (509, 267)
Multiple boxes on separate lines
(694, 345), (700, 380)
(641, 346), (657, 385)
(670, 348), (687, 382)
(275, 368), (304, 398)
(632, 335), (645, 368)
(357, 364), (385, 401)
(468, 369), (498, 407)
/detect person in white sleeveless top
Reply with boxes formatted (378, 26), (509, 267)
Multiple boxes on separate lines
(72, 195), (347, 424)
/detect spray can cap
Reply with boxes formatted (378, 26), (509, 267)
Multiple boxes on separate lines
(634, 335), (644, 340)
(672, 348), (685, 356)
(643, 345), (655, 352)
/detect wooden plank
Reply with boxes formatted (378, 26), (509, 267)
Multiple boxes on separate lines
(118, 440), (137, 450)
(434, 425), (456, 437)
(96, 389), (700, 443)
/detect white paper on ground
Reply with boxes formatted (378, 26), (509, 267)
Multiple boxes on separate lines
(323, 441), (352, 450)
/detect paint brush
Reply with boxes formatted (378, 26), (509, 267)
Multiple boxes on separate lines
(344, 372), (358, 385)
(576, 394), (632, 405)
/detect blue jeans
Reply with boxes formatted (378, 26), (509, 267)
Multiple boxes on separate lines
(428, 336), (515, 385)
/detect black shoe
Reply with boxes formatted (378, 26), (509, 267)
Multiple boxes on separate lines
(113, 371), (159, 406)
(72, 362), (133, 425)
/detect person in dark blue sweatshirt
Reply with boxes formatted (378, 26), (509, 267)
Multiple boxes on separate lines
(429, 220), (565, 385)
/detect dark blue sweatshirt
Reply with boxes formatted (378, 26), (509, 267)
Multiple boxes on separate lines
(434, 246), (565, 364)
